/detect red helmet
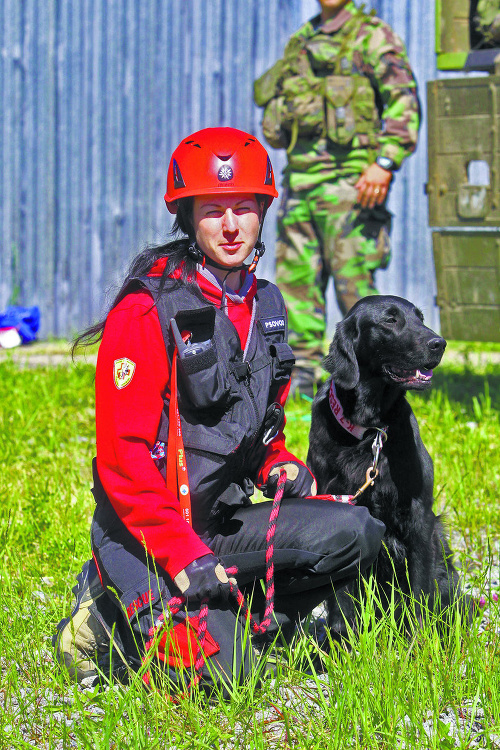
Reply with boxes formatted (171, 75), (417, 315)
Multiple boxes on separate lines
(164, 127), (278, 214)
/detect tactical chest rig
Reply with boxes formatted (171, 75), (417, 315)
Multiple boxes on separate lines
(138, 276), (295, 534)
(254, 9), (380, 154)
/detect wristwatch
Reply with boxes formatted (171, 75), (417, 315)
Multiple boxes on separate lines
(376, 155), (395, 171)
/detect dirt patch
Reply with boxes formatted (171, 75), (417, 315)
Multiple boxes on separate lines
(0, 341), (97, 367)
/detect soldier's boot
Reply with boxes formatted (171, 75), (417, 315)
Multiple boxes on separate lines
(53, 558), (118, 683)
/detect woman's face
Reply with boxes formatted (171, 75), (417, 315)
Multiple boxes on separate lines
(193, 193), (262, 272)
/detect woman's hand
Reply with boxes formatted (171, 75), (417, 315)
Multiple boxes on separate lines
(265, 462), (317, 498)
(173, 554), (234, 603)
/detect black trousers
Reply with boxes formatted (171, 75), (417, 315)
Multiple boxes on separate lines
(91, 496), (385, 693)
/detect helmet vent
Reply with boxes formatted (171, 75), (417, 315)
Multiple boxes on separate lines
(172, 159), (186, 189)
(264, 156), (274, 186)
(185, 140), (202, 148)
(216, 154), (232, 161)
(244, 138), (256, 146)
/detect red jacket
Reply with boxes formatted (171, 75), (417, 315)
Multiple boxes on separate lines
(95, 264), (307, 579)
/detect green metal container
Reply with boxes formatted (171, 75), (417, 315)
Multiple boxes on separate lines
(433, 230), (500, 341)
(435, 0), (471, 70)
(427, 0), (500, 342)
(427, 75), (500, 228)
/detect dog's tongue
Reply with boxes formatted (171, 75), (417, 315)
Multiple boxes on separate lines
(416, 368), (433, 380)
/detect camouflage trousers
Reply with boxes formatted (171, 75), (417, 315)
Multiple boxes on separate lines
(276, 176), (392, 371)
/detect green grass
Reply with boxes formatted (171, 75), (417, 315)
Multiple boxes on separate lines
(1, 354), (500, 748)
(446, 340), (500, 355)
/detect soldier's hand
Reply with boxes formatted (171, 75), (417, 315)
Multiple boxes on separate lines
(355, 164), (393, 209)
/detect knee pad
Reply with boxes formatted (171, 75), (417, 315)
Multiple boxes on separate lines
(148, 614), (221, 670)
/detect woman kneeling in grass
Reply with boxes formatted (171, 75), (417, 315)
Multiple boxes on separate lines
(54, 127), (385, 695)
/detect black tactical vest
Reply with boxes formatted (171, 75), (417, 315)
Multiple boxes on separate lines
(128, 275), (295, 534)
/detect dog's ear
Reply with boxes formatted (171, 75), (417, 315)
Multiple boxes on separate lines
(322, 315), (359, 390)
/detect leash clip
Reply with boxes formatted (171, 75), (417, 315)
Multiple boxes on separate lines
(351, 428), (387, 501)
(352, 466), (379, 500)
(371, 428), (387, 471)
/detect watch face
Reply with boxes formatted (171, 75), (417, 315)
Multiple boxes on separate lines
(377, 156), (393, 170)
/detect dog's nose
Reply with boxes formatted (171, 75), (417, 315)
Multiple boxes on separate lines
(427, 336), (446, 353)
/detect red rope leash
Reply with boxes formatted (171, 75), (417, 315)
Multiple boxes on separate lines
(142, 468), (287, 695)
(226, 467), (285, 634)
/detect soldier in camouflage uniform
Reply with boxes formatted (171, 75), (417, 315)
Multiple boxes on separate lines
(254, 0), (420, 394)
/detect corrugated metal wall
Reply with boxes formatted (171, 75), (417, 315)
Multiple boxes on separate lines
(371, 0), (438, 331)
(0, 0), (439, 338)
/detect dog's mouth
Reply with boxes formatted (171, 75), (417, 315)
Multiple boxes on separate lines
(383, 365), (433, 387)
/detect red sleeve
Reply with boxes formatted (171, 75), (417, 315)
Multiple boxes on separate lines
(255, 378), (312, 487)
(95, 291), (213, 580)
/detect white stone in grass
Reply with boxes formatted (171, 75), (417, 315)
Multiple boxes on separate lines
(79, 675), (98, 690)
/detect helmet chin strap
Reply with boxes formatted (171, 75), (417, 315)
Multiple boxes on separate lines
(247, 206), (268, 274)
(247, 239), (266, 275)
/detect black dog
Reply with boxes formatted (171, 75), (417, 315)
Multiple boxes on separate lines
(307, 295), (468, 637)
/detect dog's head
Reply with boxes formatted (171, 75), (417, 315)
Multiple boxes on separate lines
(323, 295), (446, 391)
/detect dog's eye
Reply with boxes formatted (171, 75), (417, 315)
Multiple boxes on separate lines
(384, 316), (398, 325)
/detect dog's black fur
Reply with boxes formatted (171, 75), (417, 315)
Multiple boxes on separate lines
(307, 295), (469, 635)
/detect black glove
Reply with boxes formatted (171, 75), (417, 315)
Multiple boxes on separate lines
(264, 461), (317, 499)
(173, 554), (233, 603)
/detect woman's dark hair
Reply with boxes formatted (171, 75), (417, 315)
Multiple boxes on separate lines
(72, 198), (197, 354)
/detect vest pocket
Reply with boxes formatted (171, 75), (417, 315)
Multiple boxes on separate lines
(180, 420), (246, 456)
(262, 96), (290, 150)
(351, 78), (379, 142)
(172, 306), (234, 411)
(177, 342), (232, 411)
(324, 76), (357, 146)
(324, 75), (378, 147)
(281, 75), (324, 135)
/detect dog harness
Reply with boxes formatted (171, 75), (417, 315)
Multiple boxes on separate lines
(328, 381), (388, 504)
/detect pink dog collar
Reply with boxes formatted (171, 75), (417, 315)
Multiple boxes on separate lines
(328, 381), (367, 440)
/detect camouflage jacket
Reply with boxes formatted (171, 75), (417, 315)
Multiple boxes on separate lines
(254, 1), (420, 189)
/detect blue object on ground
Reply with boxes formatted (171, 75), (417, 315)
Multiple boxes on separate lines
(0, 306), (40, 343)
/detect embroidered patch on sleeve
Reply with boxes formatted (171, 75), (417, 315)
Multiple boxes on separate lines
(113, 358), (136, 389)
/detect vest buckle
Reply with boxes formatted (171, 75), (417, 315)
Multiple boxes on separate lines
(262, 402), (285, 445)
